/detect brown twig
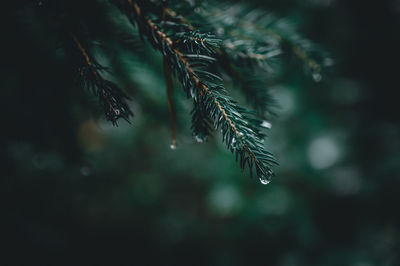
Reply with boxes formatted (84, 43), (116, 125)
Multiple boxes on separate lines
(161, 0), (177, 149)
(71, 34), (98, 77)
(165, 8), (195, 31)
(164, 58), (177, 148)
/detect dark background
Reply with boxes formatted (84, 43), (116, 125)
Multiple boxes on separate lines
(1, 0), (399, 265)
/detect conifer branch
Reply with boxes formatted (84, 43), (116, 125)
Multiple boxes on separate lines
(231, 22), (322, 73)
(72, 34), (95, 70)
(165, 8), (195, 31)
(222, 7), (325, 75)
(171, 2), (327, 76)
(115, 0), (277, 182)
(71, 33), (133, 125)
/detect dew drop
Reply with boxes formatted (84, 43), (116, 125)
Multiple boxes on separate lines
(170, 143), (177, 150)
(261, 120), (272, 129)
(194, 135), (204, 143)
(260, 177), (271, 185)
(190, 89), (196, 99)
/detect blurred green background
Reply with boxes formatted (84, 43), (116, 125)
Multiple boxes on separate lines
(1, 0), (400, 265)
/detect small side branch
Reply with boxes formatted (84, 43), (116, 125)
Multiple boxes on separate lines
(71, 33), (133, 125)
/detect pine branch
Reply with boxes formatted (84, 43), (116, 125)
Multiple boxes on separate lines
(71, 33), (133, 125)
(205, 3), (329, 77)
(191, 99), (213, 142)
(114, 0), (277, 183)
(168, 2), (330, 79)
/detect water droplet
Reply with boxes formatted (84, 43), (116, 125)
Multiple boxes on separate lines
(190, 89), (196, 99)
(312, 72), (322, 82)
(114, 109), (120, 116)
(194, 135), (204, 143)
(170, 143), (177, 150)
(261, 120), (272, 129)
(232, 138), (236, 144)
(260, 176), (271, 185)
(238, 132), (244, 137)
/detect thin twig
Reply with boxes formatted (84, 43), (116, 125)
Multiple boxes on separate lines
(164, 58), (177, 148)
(71, 34), (98, 77)
(162, 0), (177, 149)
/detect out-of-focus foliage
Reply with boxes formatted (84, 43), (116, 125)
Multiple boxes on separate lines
(1, 0), (400, 265)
